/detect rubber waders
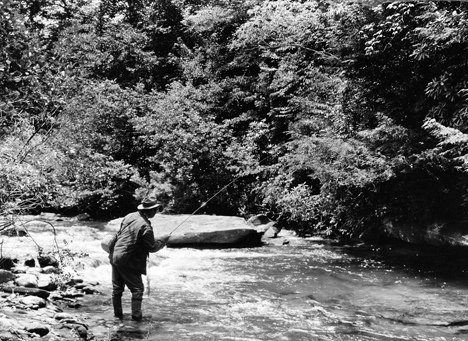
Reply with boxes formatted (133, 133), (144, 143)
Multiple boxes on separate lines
(112, 297), (123, 319)
(131, 299), (143, 321)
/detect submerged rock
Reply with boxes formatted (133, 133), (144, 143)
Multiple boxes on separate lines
(15, 274), (38, 288)
(38, 274), (58, 291)
(25, 322), (49, 337)
(0, 257), (16, 270)
(0, 270), (15, 284)
(248, 214), (283, 239)
(38, 255), (59, 268)
(19, 295), (47, 308)
(247, 214), (288, 245)
(24, 258), (35, 267)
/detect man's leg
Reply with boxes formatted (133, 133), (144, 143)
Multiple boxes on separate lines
(131, 297), (143, 321)
(111, 265), (125, 318)
(126, 272), (145, 321)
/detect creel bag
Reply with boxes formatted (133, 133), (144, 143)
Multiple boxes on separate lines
(101, 233), (118, 254)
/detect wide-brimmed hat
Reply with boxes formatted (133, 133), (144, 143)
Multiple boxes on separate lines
(137, 196), (162, 210)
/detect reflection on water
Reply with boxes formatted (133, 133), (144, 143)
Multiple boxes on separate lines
(77, 231), (468, 341)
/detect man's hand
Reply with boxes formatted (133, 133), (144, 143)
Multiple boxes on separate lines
(159, 234), (171, 243)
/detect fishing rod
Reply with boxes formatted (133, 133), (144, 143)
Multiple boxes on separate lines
(149, 167), (245, 297)
(148, 150), (279, 297)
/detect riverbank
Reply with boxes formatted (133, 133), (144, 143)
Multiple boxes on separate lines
(0, 215), (109, 340)
(0, 274), (101, 340)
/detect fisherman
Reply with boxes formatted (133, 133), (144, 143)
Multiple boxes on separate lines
(109, 195), (170, 321)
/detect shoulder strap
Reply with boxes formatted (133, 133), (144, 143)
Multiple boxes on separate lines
(116, 216), (127, 236)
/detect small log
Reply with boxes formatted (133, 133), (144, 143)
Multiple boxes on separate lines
(0, 286), (50, 299)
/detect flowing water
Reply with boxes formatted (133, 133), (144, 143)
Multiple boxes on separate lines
(75, 230), (468, 341)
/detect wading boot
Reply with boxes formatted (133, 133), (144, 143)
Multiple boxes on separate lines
(131, 299), (143, 322)
(112, 297), (123, 319)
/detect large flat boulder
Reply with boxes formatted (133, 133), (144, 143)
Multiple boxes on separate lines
(105, 214), (264, 248)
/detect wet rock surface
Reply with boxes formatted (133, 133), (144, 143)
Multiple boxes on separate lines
(247, 214), (289, 245)
(0, 215), (106, 340)
(106, 214), (272, 247)
(0, 253), (101, 340)
(0, 273), (101, 340)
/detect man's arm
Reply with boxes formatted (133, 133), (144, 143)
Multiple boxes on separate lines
(141, 225), (170, 252)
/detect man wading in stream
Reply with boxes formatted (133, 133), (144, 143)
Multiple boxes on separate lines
(110, 195), (170, 321)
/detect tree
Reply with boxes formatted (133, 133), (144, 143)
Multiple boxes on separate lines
(346, 2), (468, 132)
(0, 0), (81, 216)
(93, 0), (186, 91)
(132, 82), (241, 214)
(334, 2), (468, 238)
(414, 3), (468, 131)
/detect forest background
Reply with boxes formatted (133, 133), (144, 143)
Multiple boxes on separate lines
(1, 0), (468, 241)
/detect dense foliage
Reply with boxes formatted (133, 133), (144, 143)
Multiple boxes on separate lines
(1, 0), (467, 240)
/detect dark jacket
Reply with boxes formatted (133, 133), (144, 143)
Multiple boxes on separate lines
(110, 211), (165, 275)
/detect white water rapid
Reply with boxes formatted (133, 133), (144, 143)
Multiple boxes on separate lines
(73, 228), (468, 341)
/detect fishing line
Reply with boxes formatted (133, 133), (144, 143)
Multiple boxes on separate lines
(167, 150), (278, 236)
(168, 178), (237, 236)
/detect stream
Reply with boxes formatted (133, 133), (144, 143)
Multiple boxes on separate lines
(71, 229), (468, 341)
